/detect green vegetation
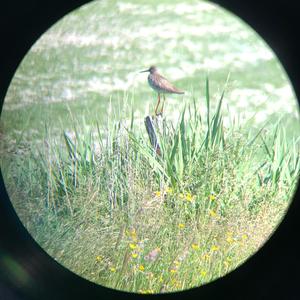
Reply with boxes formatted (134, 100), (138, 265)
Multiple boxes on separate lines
(2, 80), (299, 293)
(2, 0), (299, 141)
(1, 0), (299, 294)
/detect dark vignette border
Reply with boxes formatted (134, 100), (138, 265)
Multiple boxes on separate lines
(0, 1), (299, 299)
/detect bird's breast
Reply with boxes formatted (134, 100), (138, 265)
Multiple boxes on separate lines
(148, 74), (167, 93)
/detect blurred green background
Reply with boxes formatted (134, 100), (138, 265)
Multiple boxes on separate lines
(1, 0), (299, 152)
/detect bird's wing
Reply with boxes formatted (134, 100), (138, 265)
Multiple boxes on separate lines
(157, 75), (184, 94)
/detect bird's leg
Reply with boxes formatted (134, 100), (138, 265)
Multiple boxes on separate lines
(160, 94), (166, 114)
(155, 93), (161, 116)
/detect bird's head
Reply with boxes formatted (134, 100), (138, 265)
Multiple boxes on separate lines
(140, 66), (157, 74)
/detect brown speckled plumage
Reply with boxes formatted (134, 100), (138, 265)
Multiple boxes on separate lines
(140, 66), (184, 115)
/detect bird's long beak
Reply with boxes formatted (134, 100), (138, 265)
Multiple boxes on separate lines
(140, 68), (150, 73)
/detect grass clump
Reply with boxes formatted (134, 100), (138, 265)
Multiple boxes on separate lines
(2, 79), (299, 293)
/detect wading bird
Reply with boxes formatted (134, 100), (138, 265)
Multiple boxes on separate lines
(140, 66), (184, 115)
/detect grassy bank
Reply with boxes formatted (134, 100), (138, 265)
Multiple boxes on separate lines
(2, 79), (299, 293)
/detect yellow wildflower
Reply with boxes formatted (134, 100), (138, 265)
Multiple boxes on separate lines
(171, 278), (181, 288)
(211, 245), (219, 252)
(96, 255), (103, 262)
(129, 243), (137, 250)
(191, 243), (200, 250)
(178, 223), (185, 229)
(200, 270), (207, 277)
(155, 191), (161, 197)
(209, 209), (217, 217)
(242, 234), (248, 240)
(185, 193), (194, 202)
(224, 257), (231, 267)
(110, 267), (116, 272)
(132, 253), (138, 258)
(179, 193), (184, 199)
(159, 275), (163, 282)
(170, 269), (177, 274)
(166, 187), (173, 194)
(130, 229), (137, 241)
(209, 194), (216, 201)
(139, 265), (145, 271)
(174, 260), (180, 266)
(226, 236), (234, 244)
(202, 253), (210, 260)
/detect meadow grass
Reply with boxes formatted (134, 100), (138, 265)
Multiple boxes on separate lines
(2, 79), (299, 293)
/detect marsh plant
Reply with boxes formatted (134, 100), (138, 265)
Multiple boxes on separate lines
(3, 79), (299, 293)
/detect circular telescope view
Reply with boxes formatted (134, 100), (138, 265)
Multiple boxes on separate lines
(1, 0), (299, 294)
